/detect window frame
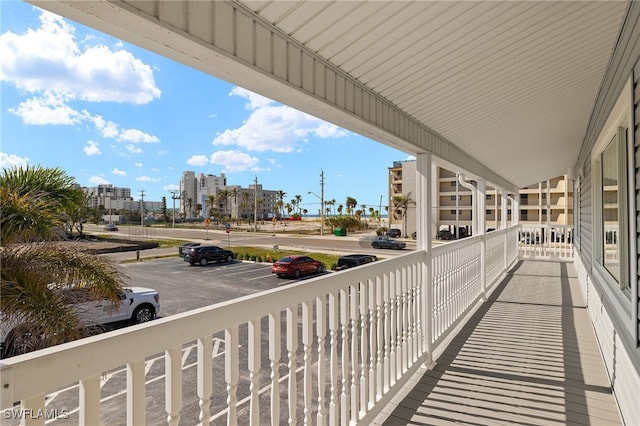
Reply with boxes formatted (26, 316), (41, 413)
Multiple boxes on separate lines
(590, 78), (634, 303)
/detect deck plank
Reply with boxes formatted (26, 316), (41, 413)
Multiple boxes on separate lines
(377, 260), (621, 426)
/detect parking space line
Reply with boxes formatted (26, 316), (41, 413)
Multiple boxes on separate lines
(247, 273), (275, 281)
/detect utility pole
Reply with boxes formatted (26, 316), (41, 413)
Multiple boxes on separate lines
(170, 190), (179, 228)
(320, 169), (325, 236)
(139, 189), (145, 226)
(308, 169), (325, 236)
(253, 175), (258, 233)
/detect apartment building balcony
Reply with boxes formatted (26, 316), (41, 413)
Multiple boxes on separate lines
(1, 224), (620, 426)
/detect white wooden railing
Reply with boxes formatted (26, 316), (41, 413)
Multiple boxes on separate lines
(1, 225), (521, 425)
(518, 224), (574, 260)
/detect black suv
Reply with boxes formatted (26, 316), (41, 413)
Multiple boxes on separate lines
(183, 245), (235, 266)
(334, 254), (377, 271)
(385, 228), (401, 238)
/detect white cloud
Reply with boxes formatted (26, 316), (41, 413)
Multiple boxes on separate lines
(210, 150), (259, 172)
(91, 115), (119, 138)
(134, 162), (143, 167)
(0, 10), (161, 104)
(164, 184), (180, 191)
(89, 175), (110, 185)
(186, 155), (209, 166)
(111, 168), (126, 176)
(230, 87), (274, 110)
(126, 144), (143, 154)
(118, 128), (159, 143)
(213, 87), (347, 153)
(9, 92), (85, 125)
(84, 140), (101, 156)
(0, 152), (30, 168)
(136, 175), (160, 183)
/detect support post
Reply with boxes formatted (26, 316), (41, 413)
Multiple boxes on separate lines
(416, 153), (434, 368)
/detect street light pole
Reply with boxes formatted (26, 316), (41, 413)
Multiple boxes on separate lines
(170, 190), (179, 228)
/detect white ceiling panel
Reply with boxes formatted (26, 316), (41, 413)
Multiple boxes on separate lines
(240, 0), (627, 187)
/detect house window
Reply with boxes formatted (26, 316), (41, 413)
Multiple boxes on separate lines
(520, 210), (528, 221)
(450, 181), (457, 187)
(592, 79), (631, 292)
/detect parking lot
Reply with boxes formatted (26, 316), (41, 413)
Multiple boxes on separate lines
(125, 257), (328, 318)
(0, 258), (329, 425)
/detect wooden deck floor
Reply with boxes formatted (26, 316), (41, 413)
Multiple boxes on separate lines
(376, 260), (621, 426)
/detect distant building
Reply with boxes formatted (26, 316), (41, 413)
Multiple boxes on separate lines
(389, 160), (573, 238)
(179, 171), (279, 220)
(82, 184), (165, 224)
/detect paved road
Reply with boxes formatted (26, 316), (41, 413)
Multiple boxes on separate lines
(85, 223), (416, 259)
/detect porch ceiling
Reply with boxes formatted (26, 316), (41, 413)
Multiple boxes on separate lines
(31, 1), (628, 188)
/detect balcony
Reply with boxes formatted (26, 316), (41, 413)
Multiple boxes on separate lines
(0, 225), (619, 425)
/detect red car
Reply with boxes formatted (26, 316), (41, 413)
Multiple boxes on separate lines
(271, 255), (326, 279)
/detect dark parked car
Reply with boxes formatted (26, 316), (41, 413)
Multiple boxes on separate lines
(334, 254), (377, 271)
(272, 255), (325, 278)
(104, 224), (118, 231)
(385, 228), (401, 238)
(371, 236), (406, 250)
(179, 242), (201, 258)
(183, 245), (234, 266)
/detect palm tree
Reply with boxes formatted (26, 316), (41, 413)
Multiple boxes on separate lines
(180, 190), (187, 218)
(186, 198), (194, 219)
(205, 194), (217, 219)
(392, 192), (415, 237)
(346, 196), (358, 216)
(276, 190), (286, 219)
(229, 187), (239, 219)
(218, 190), (229, 219)
(293, 194), (303, 215)
(1, 166), (125, 356)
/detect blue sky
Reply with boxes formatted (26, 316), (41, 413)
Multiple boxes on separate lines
(0, 2), (412, 212)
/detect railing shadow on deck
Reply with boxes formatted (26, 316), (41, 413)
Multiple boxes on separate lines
(380, 260), (619, 426)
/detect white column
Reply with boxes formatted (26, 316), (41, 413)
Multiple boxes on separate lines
(477, 180), (487, 301)
(416, 152), (434, 368)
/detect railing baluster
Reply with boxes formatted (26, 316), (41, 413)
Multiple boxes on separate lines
(302, 300), (313, 425)
(401, 266), (408, 373)
(383, 272), (391, 392)
(339, 288), (349, 425)
(359, 279), (369, 416)
(328, 292), (339, 426)
(286, 306), (298, 426)
(248, 319), (261, 426)
(376, 276), (384, 399)
(126, 359), (145, 426)
(22, 393), (45, 426)
(316, 295), (327, 426)
(349, 284), (359, 423)
(79, 375), (100, 426)
(395, 269), (403, 380)
(368, 277), (377, 406)
(389, 270), (397, 386)
(225, 326), (239, 426)
(197, 335), (212, 423)
(165, 346), (182, 426)
(268, 312), (281, 425)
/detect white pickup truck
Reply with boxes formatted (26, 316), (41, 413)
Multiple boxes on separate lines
(1, 286), (160, 358)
